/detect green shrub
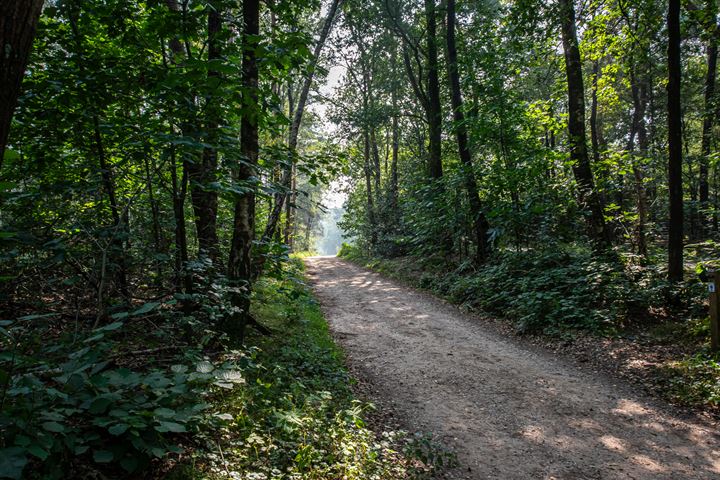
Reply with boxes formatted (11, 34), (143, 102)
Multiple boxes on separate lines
(0, 309), (242, 478)
(664, 352), (720, 406)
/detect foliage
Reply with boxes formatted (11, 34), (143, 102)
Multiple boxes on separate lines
(0, 302), (245, 479)
(664, 352), (720, 407)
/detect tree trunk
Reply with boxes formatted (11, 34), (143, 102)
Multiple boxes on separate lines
(371, 128), (382, 199)
(446, 0), (490, 263)
(189, 3), (221, 262)
(170, 145), (192, 295)
(364, 131), (378, 246)
(629, 69), (649, 260)
(227, 0), (260, 342)
(425, 0), (443, 180)
(390, 95), (400, 216)
(667, 0), (684, 281)
(700, 39), (717, 237)
(590, 60), (602, 165)
(0, 0), (44, 165)
(559, 0), (610, 249)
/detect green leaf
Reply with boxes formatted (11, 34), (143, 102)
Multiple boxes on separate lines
(154, 421), (186, 433)
(196, 360), (214, 373)
(108, 423), (129, 436)
(16, 313), (56, 321)
(93, 450), (114, 463)
(95, 321), (123, 332)
(89, 397), (113, 414)
(153, 407), (175, 418)
(42, 421), (65, 433)
(131, 302), (160, 316)
(0, 447), (27, 480)
(27, 445), (49, 461)
(170, 364), (188, 374)
(13, 436), (31, 448)
(120, 455), (140, 473)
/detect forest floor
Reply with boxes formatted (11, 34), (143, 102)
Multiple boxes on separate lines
(304, 256), (720, 480)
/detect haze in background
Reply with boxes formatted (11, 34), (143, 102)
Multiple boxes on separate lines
(315, 181), (347, 255)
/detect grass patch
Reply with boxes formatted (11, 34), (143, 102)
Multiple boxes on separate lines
(663, 352), (720, 407)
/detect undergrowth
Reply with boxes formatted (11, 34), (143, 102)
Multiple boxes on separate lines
(1, 256), (452, 479)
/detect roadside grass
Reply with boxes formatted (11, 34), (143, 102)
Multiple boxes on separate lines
(176, 257), (455, 479)
(337, 243), (720, 410)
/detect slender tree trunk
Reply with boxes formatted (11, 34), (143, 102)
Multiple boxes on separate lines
(425, 0), (443, 180)
(170, 145), (192, 295)
(559, 0), (611, 249)
(629, 69), (649, 260)
(364, 131), (378, 246)
(700, 40), (717, 237)
(92, 115), (129, 297)
(590, 60), (602, 165)
(143, 155), (163, 284)
(390, 96), (399, 215)
(0, 0), (44, 165)
(371, 128), (381, 197)
(446, 0), (489, 263)
(67, 7), (129, 300)
(667, 0), (684, 281)
(227, 0), (260, 342)
(189, 3), (221, 262)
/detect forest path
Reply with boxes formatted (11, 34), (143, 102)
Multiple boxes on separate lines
(304, 256), (720, 480)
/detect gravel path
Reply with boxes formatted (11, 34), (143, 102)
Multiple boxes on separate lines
(304, 256), (720, 480)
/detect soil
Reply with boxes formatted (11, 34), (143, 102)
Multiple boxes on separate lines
(304, 256), (720, 480)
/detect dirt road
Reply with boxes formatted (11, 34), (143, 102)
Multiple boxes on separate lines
(304, 256), (720, 480)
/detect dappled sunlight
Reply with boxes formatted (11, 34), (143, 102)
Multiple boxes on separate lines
(306, 256), (720, 478)
(599, 435), (627, 452)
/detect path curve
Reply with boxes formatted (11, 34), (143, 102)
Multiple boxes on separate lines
(304, 256), (720, 480)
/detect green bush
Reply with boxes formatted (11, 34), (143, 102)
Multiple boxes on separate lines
(0, 307), (243, 478)
(664, 352), (720, 406)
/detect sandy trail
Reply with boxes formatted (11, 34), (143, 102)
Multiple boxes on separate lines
(304, 256), (720, 480)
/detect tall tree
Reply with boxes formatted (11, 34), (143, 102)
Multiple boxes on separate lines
(445, 0), (489, 263)
(558, 0), (611, 248)
(425, 0), (443, 180)
(667, 0), (684, 281)
(699, 0), (718, 238)
(227, 0), (260, 341)
(189, 2), (222, 262)
(0, 0), (45, 165)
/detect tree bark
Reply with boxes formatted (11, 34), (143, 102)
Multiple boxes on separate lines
(0, 0), (44, 165)
(425, 0), (443, 180)
(667, 0), (684, 281)
(590, 60), (602, 165)
(559, 0), (611, 249)
(227, 0), (260, 342)
(188, 2), (221, 262)
(629, 69), (649, 260)
(364, 130), (378, 246)
(170, 145), (192, 296)
(446, 0), (490, 263)
(700, 39), (717, 237)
